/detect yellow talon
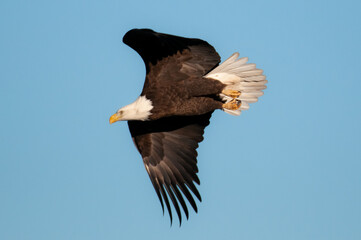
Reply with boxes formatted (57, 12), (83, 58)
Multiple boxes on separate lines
(222, 99), (241, 110)
(222, 89), (241, 98)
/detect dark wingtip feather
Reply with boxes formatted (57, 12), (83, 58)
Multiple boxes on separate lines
(186, 181), (202, 202)
(178, 184), (198, 213)
(193, 174), (200, 185)
(159, 184), (173, 225)
(164, 184), (182, 226)
(171, 184), (189, 220)
(149, 177), (165, 214)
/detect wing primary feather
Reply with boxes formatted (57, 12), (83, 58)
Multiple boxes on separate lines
(159, 184), (173, 225)
(161, 161), (190, 220)
(192, 174), (200, 185)
(160, 161), (186, 225)
(178, 184), (198, 213)
(159, 149), (202, 213)
(185, 181), (202, 202)
(163, 154), (200, 186)
(164, 184), (182, 226)
(165, 160), (201, 200)
(171, 184), (189, 220)
(158, 164), (182, 224)
(148, 171), (164, 213)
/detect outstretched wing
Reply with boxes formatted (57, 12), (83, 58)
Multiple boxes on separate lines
(128, 112), (212, 225)
(122, 28), (220, 85)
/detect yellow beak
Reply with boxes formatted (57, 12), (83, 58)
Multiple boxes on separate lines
(109, 113), (122, 124)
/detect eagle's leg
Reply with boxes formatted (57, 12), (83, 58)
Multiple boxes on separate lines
(222, 99), (241, 110)
(222, 89), (240, 98)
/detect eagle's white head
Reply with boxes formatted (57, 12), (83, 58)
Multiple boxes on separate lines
(109, 96), (153, 123)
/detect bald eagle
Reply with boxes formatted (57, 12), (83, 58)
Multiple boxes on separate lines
(110, 29), (267, 225)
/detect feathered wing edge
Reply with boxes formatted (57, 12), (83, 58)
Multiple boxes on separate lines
(128, 112), (212, 225)
(123, 28), (219, 74)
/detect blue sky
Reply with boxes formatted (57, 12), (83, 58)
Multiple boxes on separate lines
(1, 0), (361, 239)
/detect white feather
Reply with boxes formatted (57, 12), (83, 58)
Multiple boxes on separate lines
(240, 92), (264, 97)
(117, 96), (153, 121)
(240, 101), (250, 110)
(213, 53), (239, 72)
(237, 69), (264, 77)
(205, 52), (267, 115)
(205, 72), (241, 85)
(243, 75), (266, 81)
(239, 80), (268, 87)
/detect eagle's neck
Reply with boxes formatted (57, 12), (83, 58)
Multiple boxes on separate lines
(118, 95), (153, 121)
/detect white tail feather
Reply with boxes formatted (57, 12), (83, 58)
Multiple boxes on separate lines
(205, 52), (267, 115)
